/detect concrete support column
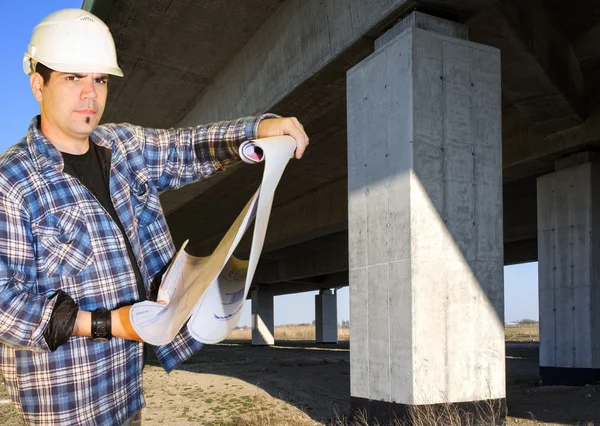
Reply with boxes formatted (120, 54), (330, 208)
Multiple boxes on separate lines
(315, 289), (338, 343)
(347, 12), (505, 425)
(537, 153), (600, 386)
(251, 288), (274, 346)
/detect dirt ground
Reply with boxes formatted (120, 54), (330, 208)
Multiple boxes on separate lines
(1, 341), (599, 425)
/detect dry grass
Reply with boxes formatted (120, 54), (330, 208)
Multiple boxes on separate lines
(199, 394), (319, 426)
(199, 401), (508, 426)
(225, 410), (318, 426)
(226, 325), (350, 342)
(330, 409), (595, 426)
(329, 400), (506, 426)
(226, 324), (536, 343)
(504, 324), (539, 342)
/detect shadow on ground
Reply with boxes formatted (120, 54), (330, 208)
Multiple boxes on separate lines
(147, 340), (351, 423)
(144, 341), (600, 425)
(505, 343), (600, 425)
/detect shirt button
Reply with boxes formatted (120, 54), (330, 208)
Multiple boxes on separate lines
(113, 197), (118, 205)
(137, 260), (142, 267)
(127, 229), (132, 237)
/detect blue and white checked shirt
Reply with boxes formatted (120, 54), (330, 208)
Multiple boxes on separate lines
(0, 115), (270, 425)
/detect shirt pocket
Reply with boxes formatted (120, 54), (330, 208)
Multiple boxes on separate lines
(130, 178), (162, 228)
(32, 206), (94, 277)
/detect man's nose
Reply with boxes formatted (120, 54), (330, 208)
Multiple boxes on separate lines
(81, 78), (98, 100)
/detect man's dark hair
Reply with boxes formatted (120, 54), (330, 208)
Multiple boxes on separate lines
(35, 62), (54, 85)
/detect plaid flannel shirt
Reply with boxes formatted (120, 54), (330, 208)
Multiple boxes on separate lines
(0, 114), (270, 425)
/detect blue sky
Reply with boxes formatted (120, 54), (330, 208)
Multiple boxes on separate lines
(1, 2), (84, 146)
(1, 2), (539, 327)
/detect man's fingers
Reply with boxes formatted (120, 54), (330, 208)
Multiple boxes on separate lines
(257, 116), (309, 159)
(295, 143), (306, 159)
(290, 126), (307, 159)
(286, 117), (309, 159)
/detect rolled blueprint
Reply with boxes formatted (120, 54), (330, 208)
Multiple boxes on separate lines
(129, 135), (296, 345)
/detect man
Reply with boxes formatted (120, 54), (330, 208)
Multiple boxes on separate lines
(0, 8), (308, 425)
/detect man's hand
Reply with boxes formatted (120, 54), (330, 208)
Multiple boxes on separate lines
(257, 117), (309, 159)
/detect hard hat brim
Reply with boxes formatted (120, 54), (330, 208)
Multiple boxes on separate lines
(23, 54), (124, 77)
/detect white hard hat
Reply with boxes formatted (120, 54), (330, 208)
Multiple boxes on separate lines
(23, 9), (124, 77)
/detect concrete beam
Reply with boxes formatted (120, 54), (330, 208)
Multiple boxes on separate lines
(470, 0), (585, 136)
(504, 238), (537, 265)
(259, 280), (346, 298)
(187, 178), (348, 256)
(178, 0), (495, 128)
(159, 0), (498, 220)
(503, 177), (537, 242)
(501, 106), (555, 182)
(500, 53), (600, 178)
(253, 232), (348, 284)
(502, 82), (600, 174)
(187, 171), (538, 271)
(555, 151), (600, 171)
(375, 11), (468, 49)
(257, 271), (348, 297)
(82, 0), (114, 22)
(543, 0), (600, 71)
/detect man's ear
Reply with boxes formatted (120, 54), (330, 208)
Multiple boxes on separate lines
(30, 73), (44, 102)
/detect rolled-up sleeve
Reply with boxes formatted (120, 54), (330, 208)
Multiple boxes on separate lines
(120, 114), (277, 193)
(0, 194), (54, 352)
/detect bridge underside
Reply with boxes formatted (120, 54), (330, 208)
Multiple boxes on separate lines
(90, 0), (600, 419)
(92, 0), (600, 296)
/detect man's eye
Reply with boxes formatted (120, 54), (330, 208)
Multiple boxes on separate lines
(66, 75), (77, 81)
(96, 78), (108, 85)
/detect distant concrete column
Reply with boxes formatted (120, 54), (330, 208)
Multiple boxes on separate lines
(537, 153), (600, 386)
(251, 288), (274, 346)
(347, 12), (505, 425)
(315, 289), (338, 343)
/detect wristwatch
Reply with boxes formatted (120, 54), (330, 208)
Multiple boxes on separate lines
(91, 308), (112, 342)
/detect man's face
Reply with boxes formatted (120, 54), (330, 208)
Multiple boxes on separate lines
(32, 71), (109, 143)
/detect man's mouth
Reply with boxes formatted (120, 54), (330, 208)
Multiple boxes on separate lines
(75, 109), (97, 116)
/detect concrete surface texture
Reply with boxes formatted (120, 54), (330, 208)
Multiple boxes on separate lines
(82, 0), (600, 422)
(374, 10), (469, 49)
(93, 0), (600, 276)
(347, 14), (504, 408)
(251, 288), (275, 346)
(537, 158), (600, 381)
(315, 290), (338, 343)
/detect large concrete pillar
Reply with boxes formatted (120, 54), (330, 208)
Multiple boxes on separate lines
(537, 153), (600, 386)
(251, 288), (274, 346)
(315, 289), (338, 343)
(347, 12), (505, 425)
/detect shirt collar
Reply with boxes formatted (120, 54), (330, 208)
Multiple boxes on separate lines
(26, 115), (112, 172)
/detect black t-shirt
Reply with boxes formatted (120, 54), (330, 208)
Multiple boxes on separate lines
(62, 143), (146, 302)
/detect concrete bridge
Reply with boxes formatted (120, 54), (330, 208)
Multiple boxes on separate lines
(83, 0), (600, 423)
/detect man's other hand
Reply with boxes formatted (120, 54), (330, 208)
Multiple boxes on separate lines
(257, 117), (309, 159)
